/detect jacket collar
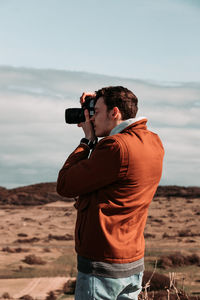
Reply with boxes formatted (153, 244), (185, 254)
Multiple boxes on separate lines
(109, 117), (147, 136)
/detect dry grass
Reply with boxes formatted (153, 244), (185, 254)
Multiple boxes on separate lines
(140, 270), (200, 300)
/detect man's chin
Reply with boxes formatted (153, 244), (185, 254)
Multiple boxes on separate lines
(94, 128), (99, 137)
(95, 131), (101, 138)
(94, 129), (106, 138)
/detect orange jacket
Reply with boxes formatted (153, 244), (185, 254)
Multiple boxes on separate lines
(57, 119), (164, 263)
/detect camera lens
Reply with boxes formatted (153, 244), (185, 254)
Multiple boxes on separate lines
(65, 108), (85, 124)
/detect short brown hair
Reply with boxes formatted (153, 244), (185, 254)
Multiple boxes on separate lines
(95, 86), (138, 119)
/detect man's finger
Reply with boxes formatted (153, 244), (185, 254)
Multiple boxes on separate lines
(80, 92), (96, 104)
(84, 109), (90, 122)
(80, 93), (86, 104)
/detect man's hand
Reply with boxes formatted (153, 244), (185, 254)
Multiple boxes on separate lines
(78, 92), (96, 141)
(80, 92), (96, 105)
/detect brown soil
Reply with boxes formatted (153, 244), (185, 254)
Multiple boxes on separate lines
(0, 277), (70, 299)
(0, 183), (199, 298)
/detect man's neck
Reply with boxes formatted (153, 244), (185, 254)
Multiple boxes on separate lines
(109, 116), (147, 136)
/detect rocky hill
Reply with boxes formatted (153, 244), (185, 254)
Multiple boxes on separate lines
(155, 185), (200, 198)
(0, 182), (74, 205)
(0, 182), (199, 206)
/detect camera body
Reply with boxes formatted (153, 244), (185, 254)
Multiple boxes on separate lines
(65, 96), (95, 124)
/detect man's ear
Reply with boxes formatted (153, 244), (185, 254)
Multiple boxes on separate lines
(111, 107), (122, 120)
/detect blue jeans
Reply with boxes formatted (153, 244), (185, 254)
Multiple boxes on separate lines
(75, 271), (143, 300)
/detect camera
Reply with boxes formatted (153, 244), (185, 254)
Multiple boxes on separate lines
(65, 96), (96, 124)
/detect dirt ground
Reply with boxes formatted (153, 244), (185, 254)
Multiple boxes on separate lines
(0, 277), (69, 299)
(0, 197), (199, 299)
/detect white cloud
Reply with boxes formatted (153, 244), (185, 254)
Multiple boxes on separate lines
(0, 66), (200, 188)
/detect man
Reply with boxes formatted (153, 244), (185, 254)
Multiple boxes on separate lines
(57, 86), (164, 300)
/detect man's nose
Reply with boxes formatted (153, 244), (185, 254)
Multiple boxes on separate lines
(90, 115), (95, 122)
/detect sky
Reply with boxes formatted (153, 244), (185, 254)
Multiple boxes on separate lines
(0, 0), (200, 188)
(0, 0), (200, 82)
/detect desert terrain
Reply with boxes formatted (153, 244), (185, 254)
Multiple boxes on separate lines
(0, 183), (199, 299)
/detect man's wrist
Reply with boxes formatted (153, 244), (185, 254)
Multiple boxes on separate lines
(80, 138), (97, 149)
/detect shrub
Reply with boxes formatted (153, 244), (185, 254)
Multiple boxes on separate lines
(140, 271), (200, 300)
(139, 291), (200, 300)
(19, 295), (33, 300)
(170, 253), (185, 266)
(157, 252), (200, 268)
(15, 247), (29, 253)
(48, 234), (73, 241)
(157, 256), (173, 269)
(178, 230), (191, 237)
(144, 233), (156, 238)
(187, 253), (200, 265)
(2, 247), (29, 253)
(15, 237), (40, 243)
(45, 291), (57, 300)
(63, 279), (76, 294)
(43, 247), (51, 252)
(18, 233), (28, 237)
(142, 271), (170, 291)
(2, 292), (11, 299)
(2, 247), (15, 253)
(22, 254), (46, 265)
